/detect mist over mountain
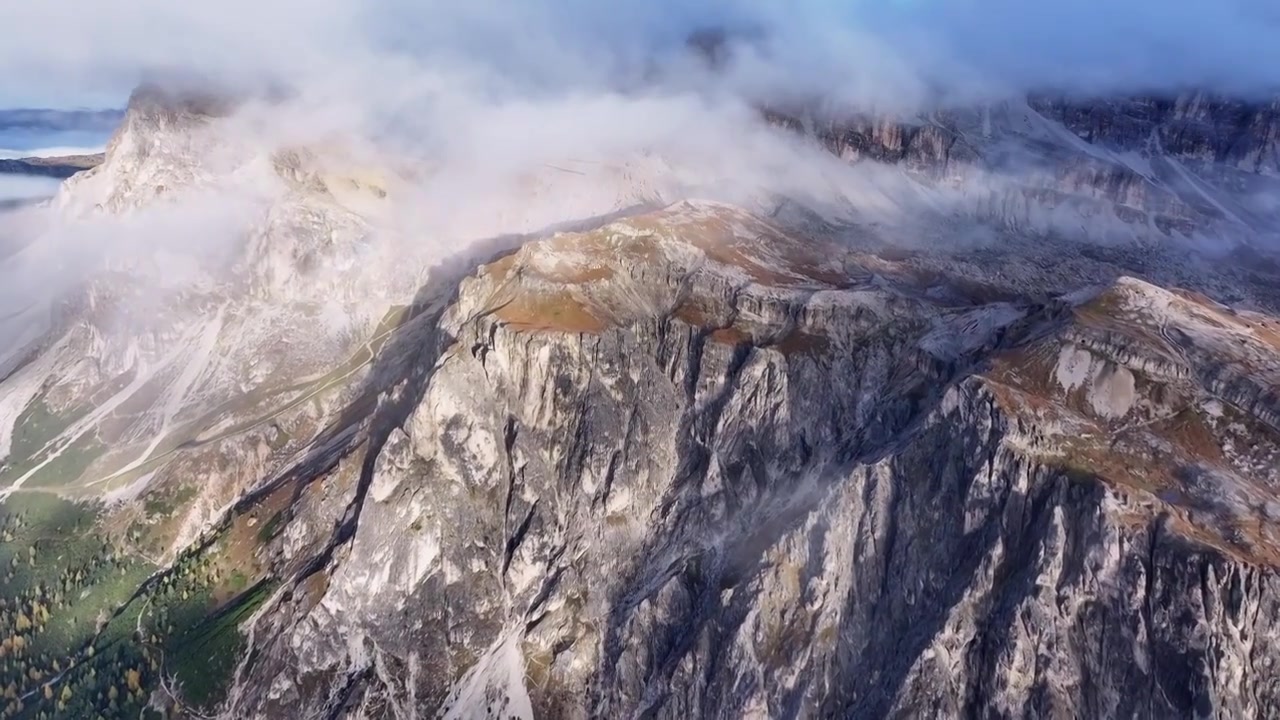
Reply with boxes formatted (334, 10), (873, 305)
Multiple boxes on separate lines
(0, 2), (1277, 719)
(4, 0), (1280, 107)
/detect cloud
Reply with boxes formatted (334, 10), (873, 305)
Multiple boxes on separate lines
(1, 0), (1273, 273)
(0, 175), (61, 202)
(1, 0), (1278, 110)
(0, 0), (1274, 340)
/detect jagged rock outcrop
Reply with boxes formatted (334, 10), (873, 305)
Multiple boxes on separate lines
(1029, 93), (1280, 174)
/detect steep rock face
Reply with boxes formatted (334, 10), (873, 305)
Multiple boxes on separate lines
(777, 94), (1280, 242)
(219, 203), (1280, 719)
(1029, 93), (1280, 174)
(795, 93), (1280, 178)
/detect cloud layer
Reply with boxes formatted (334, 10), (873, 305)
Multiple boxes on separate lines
(2, 0), (1278, 109)
(1, 0), (1276, 339)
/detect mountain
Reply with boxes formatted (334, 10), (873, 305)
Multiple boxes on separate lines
(0, 83), (1277, 719)
(0, 154), (103, 180)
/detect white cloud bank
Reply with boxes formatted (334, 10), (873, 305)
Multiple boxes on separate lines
(0, 0), (1277, 109)
(0, 0), (1275, 342)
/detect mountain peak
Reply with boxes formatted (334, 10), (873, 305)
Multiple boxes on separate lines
(3, 82), (1280, 718)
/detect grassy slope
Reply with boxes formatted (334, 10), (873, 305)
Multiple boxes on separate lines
(0, 303), (414, 715)
(0, 492), (276, 718)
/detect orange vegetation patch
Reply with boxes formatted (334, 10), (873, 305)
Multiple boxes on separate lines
(1073, 296), (1149, 341)
(533, 229), (664, 284)
(709, 326), (752, 346)
(983, 342), (1280, 566)
(983, 379), (1037, 414)
(673, 297), (832, 355)
(494, 292), (607, 334)
(481, 254), (518, 283)
(981, 374), (1070, 420)
(772, 330), (831, 356)
(1006, 406), (1280, 564)
(1247, 316), (1280, 352)
(1058, 434), (1173, 496)
(209, 485), (295, 602)
(544, 265), (615, 283)
(1084, 283), (1280, 358)
(673, 300), (715, 327)
(700, 234), (847, 288)
(1171, 288), (1258, 331)
(1152, 409), (1225, 463)
(671, 299), (759, 347)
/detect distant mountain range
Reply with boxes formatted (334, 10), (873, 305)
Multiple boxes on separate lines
(0, 153), (104, 179)
(0, 108), (116, 182)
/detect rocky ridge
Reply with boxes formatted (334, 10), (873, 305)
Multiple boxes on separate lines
(209, 197), (1280, 719)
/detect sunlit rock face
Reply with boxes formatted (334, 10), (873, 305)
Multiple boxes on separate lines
(220, 198), (1280, 719)
(1, 80), (1279, 720)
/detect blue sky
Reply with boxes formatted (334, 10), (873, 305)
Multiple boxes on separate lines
(0, 111), (121, 166)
